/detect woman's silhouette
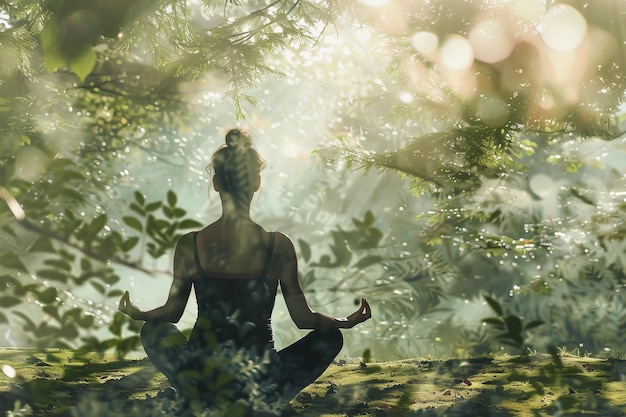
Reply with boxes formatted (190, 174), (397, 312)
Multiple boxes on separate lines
(118, 128), (371, 413)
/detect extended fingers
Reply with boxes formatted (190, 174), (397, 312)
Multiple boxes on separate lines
(119, 291), (130, 310)
(360, 298), (369, 311)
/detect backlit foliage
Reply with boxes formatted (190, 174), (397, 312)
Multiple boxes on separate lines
(1, 0), (626, 369)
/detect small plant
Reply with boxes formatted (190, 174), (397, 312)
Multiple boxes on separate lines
(481, 295), (544, 355)
(7, 401), (32, 417)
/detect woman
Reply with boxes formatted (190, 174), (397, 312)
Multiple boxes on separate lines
(118, 128), (371, 414)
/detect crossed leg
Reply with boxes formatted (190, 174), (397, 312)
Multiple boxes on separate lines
(277, 328), (344, 401)
(140, 322), (343, 402)
(139, 321), (188, 392)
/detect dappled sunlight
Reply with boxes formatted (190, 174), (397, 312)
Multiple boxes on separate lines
(539, 4), (588, 52)
(1, 364), (16, 378)
(1, 2), (626, 415)
(440, 35), (475, 72)
(468, 18), (514, 64)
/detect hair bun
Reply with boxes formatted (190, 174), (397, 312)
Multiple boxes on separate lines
(225, 129), (252, 152)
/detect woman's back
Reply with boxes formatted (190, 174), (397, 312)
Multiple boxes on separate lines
(187, 227), (279, 355)
(118, 129), (370, 412)
(192, 220), (275, 277)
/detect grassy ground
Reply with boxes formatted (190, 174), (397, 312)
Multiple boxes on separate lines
(0, 348), (625, 416)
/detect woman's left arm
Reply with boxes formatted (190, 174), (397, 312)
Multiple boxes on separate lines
(119, 235), (193, 323)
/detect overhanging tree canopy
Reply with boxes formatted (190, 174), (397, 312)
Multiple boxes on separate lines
(1, 0), (626, 357)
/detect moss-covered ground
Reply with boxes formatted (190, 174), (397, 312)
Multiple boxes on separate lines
(0, 348), (625, 416)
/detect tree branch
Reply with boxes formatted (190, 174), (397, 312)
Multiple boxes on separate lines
(17, 219), (170, 276)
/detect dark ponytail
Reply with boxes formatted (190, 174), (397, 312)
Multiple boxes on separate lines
(209, 129), (266, 210)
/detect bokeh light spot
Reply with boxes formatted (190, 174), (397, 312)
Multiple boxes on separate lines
(440, 35), (474, 71)
(529, 173), (555, 197)
(469, 19), (514, 63)
(358, 0), (391, 7)
(507, 0), (544, 22)
(411, 31), (439, 61)
(540, 4), (588, 52)
(398, 92), (414, 104)
(2, 364), (16, 379)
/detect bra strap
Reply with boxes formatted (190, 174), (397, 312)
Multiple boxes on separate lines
(192, 232), (205, 278)
(260, 232), (275, 279)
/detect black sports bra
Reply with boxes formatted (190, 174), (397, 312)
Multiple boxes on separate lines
(187, 231), (279, 353)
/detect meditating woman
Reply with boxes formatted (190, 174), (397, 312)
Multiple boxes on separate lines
(118, 128), (371, 414)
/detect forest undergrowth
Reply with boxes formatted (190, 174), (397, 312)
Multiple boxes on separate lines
(1, 348), (625, 417)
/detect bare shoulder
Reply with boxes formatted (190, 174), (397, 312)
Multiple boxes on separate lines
(272, 231), (296, 255)
(175, 231), (196, 254)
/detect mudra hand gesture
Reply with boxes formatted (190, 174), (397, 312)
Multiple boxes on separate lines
(118, 291), (143, 321)
(341, 298), (372, 328)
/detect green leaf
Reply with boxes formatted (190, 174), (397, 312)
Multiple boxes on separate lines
(482, 317), (505, 329)
(37, 269), (68, 283)
(483, 295), (504, 317)
(173, 208), (186, 218)
(55, 170), (86, 182)
(79, 336), (118, 353)
(162, 205), (173, 219)
(504, 315), (523, 336)
(298, 238), (311, 263)
(115, 335), (141, 356)
(37, 287), (58, 304)
(167, 190), (177, 207)
(108, 312), (126, 337)
(91, 281), (106, 295)
(363, 210), (375, 227)
(123, 216), (143, 231)
(60, 187), (86, 203)
(353, 255), (382, 269)
(14, 283), (38, 296)
(77, 314), (95, 328)
(134, 191), (146, 206)
(80, 258), (92, 271)
(524, 320), (545, 331)
(42, 305), (60, 321)
(101, 272), (120, 286)
(69, 45), (96, 81)
(29, 237), (56, 253)
(121, 236), (139, 251)
(41, 18), (66, 71)
(130, 203), (146, 216)
(107, 289), (124, 298)
(145, 201), (162, 211)
(0, 274), (19, 289)
(59, 250), (76, 262)
(43, 258), (72, 271)
(49, 158), (75, 171)
(0, 253), (28, 272)
(0, 296), (21, 308)
(179, 219), (203, 229)
(60, 323), (79, 340)
(497, 335), (524, 347)
(0, 312), (8, 324)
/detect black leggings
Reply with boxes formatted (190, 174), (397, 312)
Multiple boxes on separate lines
(140, 321), (343, 401)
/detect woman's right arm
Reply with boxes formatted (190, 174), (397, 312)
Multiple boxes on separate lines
(277, 233), (371, 330)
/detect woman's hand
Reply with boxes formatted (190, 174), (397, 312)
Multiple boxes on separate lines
(343, 298), (371, 328)
(118, 291), (144, 320)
